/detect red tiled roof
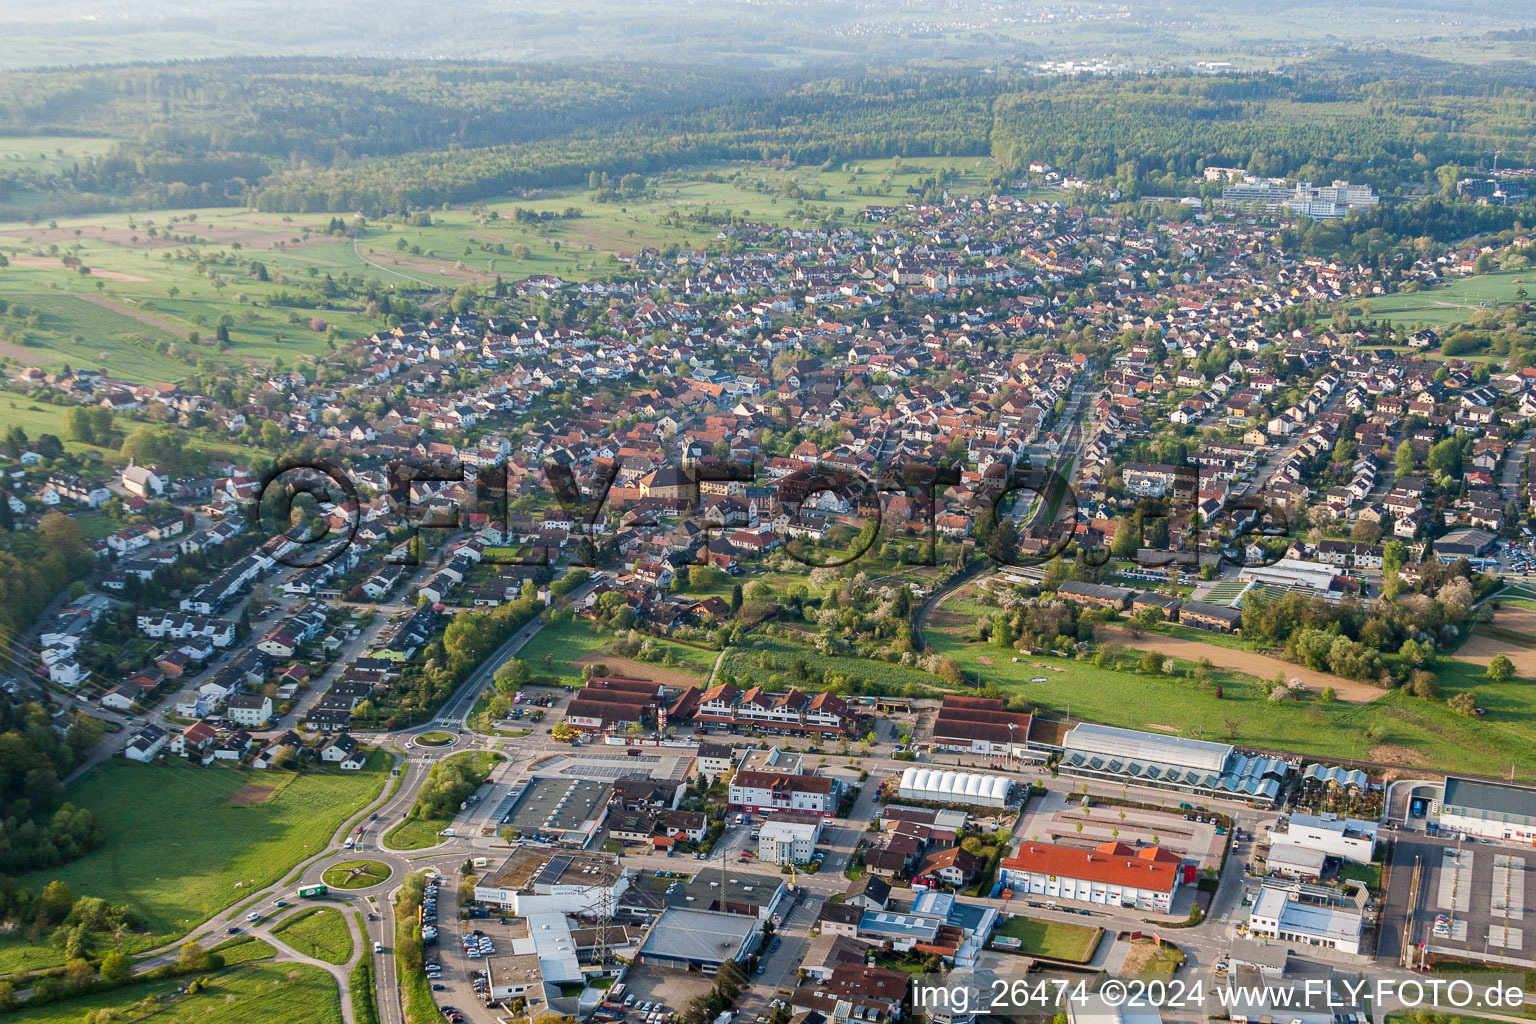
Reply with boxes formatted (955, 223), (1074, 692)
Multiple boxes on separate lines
(1001, 839), (1180, 892)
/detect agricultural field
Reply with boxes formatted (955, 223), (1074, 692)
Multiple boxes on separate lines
(16, 962), (343, 1024)
(272, 906), (354, 965)
(4, 757), (385, 971)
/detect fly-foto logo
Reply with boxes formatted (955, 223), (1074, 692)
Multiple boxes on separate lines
(249, 452), (1291, 571)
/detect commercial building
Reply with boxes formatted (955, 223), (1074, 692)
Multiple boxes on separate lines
(757, 815), (823, 865)
(1245, 881), (1366, 956)
(1237, 558), (1343, 601)
(896, 768), (1013, 809)
(473, 846), (629, 916)
(635, 907), (759, 972)
(1266, 813), (1378, 864)
(499, 777), (614, 847)
(1438, 776), (1536, 842)
(1000, 840), (1184, 912)
(1057, 722), (1291, 803)
(615, 867), (788, 924)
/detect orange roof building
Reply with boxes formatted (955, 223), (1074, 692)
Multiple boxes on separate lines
(1000, 840), (1185, 912)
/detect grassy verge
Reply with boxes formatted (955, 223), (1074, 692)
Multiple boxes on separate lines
(394, 872), (436, 1024)
(385, 750), (502, 851)
(209, 934), (277, 965)
(351, 950), (380, 1024)
(272, 907), (354, 966)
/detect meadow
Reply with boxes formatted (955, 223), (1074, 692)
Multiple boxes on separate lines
(2, 757), (385, 973)
(515, 616), (715, 686)
(924, 618), (1536, 779)
(1364, 269), (1531, 327)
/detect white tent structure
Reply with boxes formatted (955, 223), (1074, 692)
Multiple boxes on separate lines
(897, 767), (1012, 808)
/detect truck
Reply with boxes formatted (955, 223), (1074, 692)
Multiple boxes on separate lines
(298, 884), (328, 898)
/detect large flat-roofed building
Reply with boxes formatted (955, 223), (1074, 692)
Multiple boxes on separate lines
(615, 867), (788, 924)
(636, 907), (759, 972)
(1439, 776), (1536, 842)
(1000, 839), (1183, 912)
(473, 846), (629, 916)
(1266, 813), (1378, 864)
(499, 776), (613, 847)
(1058, 722), (1290, 804)
(1245, 881), (1365, 956)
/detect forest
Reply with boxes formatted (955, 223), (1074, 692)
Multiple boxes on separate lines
(4, 61), (1536, 218)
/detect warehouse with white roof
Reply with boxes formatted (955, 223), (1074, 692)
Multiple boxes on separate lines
(1057, 722), (1291, 804)
(897, 768), (1012, 808)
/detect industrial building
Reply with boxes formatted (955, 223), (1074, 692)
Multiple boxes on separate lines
(635, 907), (759, 972)
(1438, 776), (1536, 842)
(1057, 722), (1291, 803)
(472, 846), (629, 916)
(1245, 880), (1366, 956)
(896, 768), (1013, 809)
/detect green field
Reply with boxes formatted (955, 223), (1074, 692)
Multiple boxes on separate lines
(6, 757), (385, 971)
(0, 136), (118, 173)
(1365, 270), (1531, 327)
(14, 962), (342, 1024)
(324, 859), (393, 889)
(926, 616), (1536, 778)
(994, 915), (1103, 962)
(515, 617), (714, 685)
(272, 906), (354, 965)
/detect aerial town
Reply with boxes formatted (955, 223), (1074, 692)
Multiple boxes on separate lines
(3, 41), (1536, 1024)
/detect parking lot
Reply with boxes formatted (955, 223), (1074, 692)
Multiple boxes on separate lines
(1383, 835), (1536, 967)
(1013, 787), (1227, 869)
(612, 963), (716, 1018)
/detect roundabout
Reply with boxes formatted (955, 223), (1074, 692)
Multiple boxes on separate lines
(413, 731), (456, 747)
(322, 858), (394, 889)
